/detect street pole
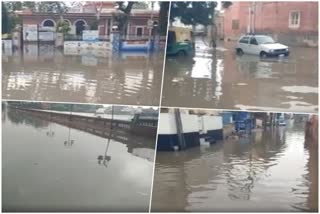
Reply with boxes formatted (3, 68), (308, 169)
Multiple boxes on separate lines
(252, 2), (256, 34)
(148, 2), (154, 54)
(248, 5), (251, 33)
(211, 5), (217, 48)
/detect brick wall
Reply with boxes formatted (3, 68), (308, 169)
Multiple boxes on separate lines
(223, 2), (318, 45)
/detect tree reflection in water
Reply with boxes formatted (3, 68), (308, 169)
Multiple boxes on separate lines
(7, 108), (49, 129)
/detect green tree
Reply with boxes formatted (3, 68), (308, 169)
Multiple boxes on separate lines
(2, 2), (23, 34)
(222, 1), (233, 9)
(113, 2), (136, 35)
(159, 2), (170, 35)
(4, 2), (22, 12)
(56, 20), (71, 34)
(170, 2), (216, 26)
(132, 2), (148, 9)
(37, 2), (69, 21)
(2, 2), (11, 34)
(4, 2), (36, 12)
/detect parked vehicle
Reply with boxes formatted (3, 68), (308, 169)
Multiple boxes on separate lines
(166, 26), (195, 56)
(236, 35), (289, 57)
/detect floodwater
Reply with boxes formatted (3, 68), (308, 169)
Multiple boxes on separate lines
(152, 123), (318, 212)
(162, 37), (318, 113)
(2, 44), (164, 106)
(2, 107), (155, 212)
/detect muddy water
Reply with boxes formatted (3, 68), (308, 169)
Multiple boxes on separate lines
(2, 107), (155, 212)
(152, 123), (318, 212)
(162, 38), (318, 113)
(2, 44), (164, 106)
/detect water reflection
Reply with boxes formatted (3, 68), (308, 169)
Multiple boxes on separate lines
(152, 123), (318, 212)
(163, 40), (318, 113)
(98, 139), (112, 167)
(3, 107), (155, 212)
(2, 44), (164, 105)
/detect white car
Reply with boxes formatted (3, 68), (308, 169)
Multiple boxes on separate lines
(236, 35), (289, 57)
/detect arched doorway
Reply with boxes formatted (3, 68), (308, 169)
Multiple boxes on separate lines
(74, 20), (86, 35)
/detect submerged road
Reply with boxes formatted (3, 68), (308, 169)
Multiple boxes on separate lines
(2, 44), (164, 106)
(162, 37), (318, 113)
(152, 122), (318, 212)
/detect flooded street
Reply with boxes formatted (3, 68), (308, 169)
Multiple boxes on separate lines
(2, 44), (164, 106)
(2, 107), (155, 212)
(162, 38), (318, 113)
(152, 123), (318, 212)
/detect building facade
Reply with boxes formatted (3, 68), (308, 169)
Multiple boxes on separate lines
(223, 2), (318, 45)
(18, 2), (159, 39)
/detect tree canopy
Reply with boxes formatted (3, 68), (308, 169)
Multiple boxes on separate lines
(2, 2), (11, 34)
(170, 2), (216, 26)
(159, 2), (170, 35)
(37, 2), (69, 14)
(170, 1), (232, 26)
(2, 2), (23, 34)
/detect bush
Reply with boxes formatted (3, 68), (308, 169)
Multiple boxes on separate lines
(56, 20), (71, 34)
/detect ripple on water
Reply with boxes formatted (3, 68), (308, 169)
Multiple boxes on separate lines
(153, 125), (317, 212)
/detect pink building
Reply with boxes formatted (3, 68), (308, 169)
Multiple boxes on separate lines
(18, 2), (159, 38)
(223, 2), (318, 45)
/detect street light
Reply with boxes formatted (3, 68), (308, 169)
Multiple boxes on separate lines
(147, 2), (155, 54)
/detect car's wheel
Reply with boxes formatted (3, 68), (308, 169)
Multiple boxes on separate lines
(236, 48), (244, 55)
(284, 52), (289, 57)
(177, 50), (186, 57)
(260, 51), (268, 58)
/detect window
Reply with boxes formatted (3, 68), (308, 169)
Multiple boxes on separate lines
(232, 19), (240, 30)
(289, 11), (300, 28)
(239, 36), (249, 44)
(43, 20), (55, 27)
(255, 36), (275, 44)
(136, 27), (143, 36)
(167, 31), (176, 44)
(249, 37), (258, 45)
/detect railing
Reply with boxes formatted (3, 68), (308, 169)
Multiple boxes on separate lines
(98, 35), (110, 41)
(64, 34), (111, 41)
(63, 34), (166, 42)
(14, 107), (157, 138)
(124, 35), (165, 41)
(125, 35), (151, 41)
(64, 34), (82, 41)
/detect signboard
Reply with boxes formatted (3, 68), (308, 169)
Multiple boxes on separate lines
(121, 41), (150, 51)
(2, 40), (12, 49)
(148, 19), (153, 27)
(23, 25), (38, 41)
(2, 40), (12, 56)
(39, 26), (55, 32)
(82, 30), (99, 41)
(64, 41), (110, 50)
(39, 32), (55, 41)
